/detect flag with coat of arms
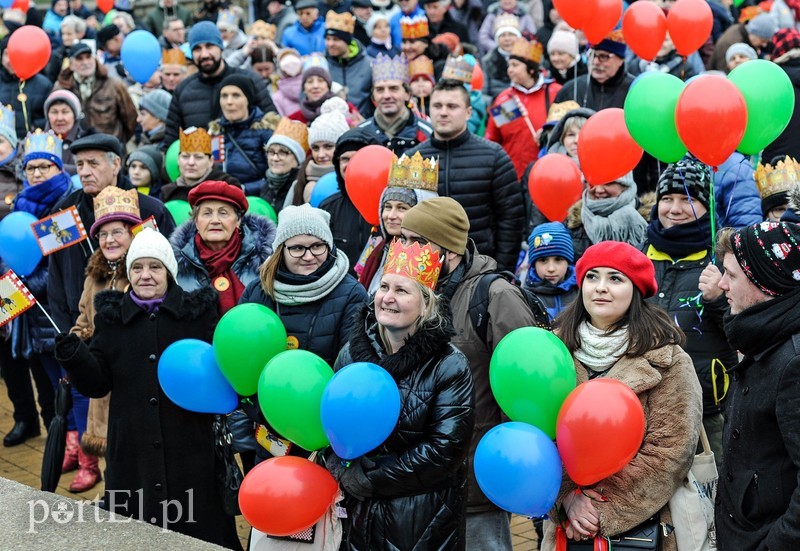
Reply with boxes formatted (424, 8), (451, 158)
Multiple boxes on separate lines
(30, 206), (88, 256)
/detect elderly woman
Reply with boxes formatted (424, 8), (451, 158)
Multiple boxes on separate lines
(66, 186), (142, 491)
(171, 181), (276, 315)
(43, 90), (84, 176)
(261, 117), (308, 212)
(545, 30), (587, 86)
(325, 238), (474, 550)
(288, 57), (360, 125)
(209, 74), (278, 196)
(54, 229), (241, 549)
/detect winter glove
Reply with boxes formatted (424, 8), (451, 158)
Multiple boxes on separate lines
(54, 332), (81, 361)
(325, 450), (348, 482)
(339, 456), (376, 502)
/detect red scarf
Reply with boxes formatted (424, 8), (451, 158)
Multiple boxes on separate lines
(195, 230), (245, 314)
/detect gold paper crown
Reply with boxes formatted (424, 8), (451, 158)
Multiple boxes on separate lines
(442, 55), (473, 83)
(273, 118), (309, 154)
(326, 11), (355, 33)
(388, 152), (438, 191)
(546, 100), (580, 123)
(408, 55), (434, 78)
(509, 37), (543, 64)
(161, 48), (187, 66)
(93, 186), (140, 221)
(400, 15), (429, 40)
(180, 127), (212, 154)
(248, 20), (277, 40)
(493, 13), (520, 33)
(755, 156), (800, 199)
(383, 238), (442, 289)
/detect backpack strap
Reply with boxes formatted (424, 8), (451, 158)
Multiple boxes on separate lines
(468, 273), (502, 345)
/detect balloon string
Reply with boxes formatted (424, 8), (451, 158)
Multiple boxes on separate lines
(18, 80), (29, 134)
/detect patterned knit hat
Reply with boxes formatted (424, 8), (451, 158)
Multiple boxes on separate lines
(528, 222), (574, 264)
(656, 158), (712, 210)
(771, 27), (800, 61)
(732, 221), (800, 296)
(273, 203), (334, 250)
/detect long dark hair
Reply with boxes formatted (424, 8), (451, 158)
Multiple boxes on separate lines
(554, 286), (685, 357)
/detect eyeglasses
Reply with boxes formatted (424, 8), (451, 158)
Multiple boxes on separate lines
(97, 228), (128, 241)
(286, 242), (328, 258)
(593, 52), (617, 62)
(266, 148), (290, 160)
(24, 163), (56, 176)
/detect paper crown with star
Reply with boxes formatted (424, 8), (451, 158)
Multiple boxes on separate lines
(756, 156), (800, 199)
(162, 47), (187, 66)
(509, 37), (543, 64)
(383, 238), (442, 289)
(180, 127), (212, 154)
(371, 53), (409, 83)
(216, 8), (242, 29)
(442, 55), (473, 83)
(388, 152), (438, 191)
(24, 129), (63, 168)
(400, 15), (429, 40)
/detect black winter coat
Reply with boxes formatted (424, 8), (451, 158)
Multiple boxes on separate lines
(54, 286), (240, 549)
(160, 167), (243, 203)
(553, 65), (634, 111)
(333, 306), (474, 551)
(47, 184), (177, 333)
(717, 289), (800, 551)
(163, 64), (276, 151)
(481, 48), (510, 105)
(408, 130), (524, 271)
(355, 113), (433, 157)
(762, 59), (800, 164)
(0, 67), (50, 141)
(239, 261), (368, 366)
(209, 107), (275, 195)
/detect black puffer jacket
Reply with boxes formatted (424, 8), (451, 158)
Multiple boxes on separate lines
(238, 258), (368, 365)
(333, 305), (474, 551)
(481, 48), (510, 105)
(0, 67), (50, 140)
(762, 59), (800, 164)
(553, 65), (634, 111)
(408, 130), (524, 271)
(162, 64), (276, 151)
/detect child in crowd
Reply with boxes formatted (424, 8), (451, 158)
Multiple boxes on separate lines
(523, 222), (578, 322)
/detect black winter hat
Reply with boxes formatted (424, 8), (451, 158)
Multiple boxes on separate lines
(217, 73), (256, 109)
(656, 157), (712, 210)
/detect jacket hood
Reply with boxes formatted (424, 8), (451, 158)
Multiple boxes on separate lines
(546, 107), (596, 151)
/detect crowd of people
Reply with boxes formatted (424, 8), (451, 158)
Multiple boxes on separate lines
(0, 0), (799, 549)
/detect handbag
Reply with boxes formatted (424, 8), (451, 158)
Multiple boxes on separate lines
(213, 414), (244, 516)
(556, 515), (662, 550)
(668, 424), (718, 551)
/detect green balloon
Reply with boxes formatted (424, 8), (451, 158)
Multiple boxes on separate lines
(165, 140), (181, 182)
(213, 303), (287, 396)
(489, 327), (575, 438)
(729, 59), (795, 156)
(247, 196), (278, 223)
(165, 200), (191, 226)
(258, 350), (333, 451)
(624, 73), (687, 163)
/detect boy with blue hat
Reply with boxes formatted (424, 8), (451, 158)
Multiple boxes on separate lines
(523, 221), (578, 321)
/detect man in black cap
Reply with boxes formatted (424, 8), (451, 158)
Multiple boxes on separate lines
(47, 133), (176, 334)
(714, 221), (800, 551)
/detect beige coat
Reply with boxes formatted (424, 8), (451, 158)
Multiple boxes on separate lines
(542, 343), (703, 551)
(69, 250), (129, 456)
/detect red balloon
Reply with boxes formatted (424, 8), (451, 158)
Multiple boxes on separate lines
(345, 144), (395, 226)
(556, 379), (646, 486)
(578, 108), (643, 186)
(239, 456), (338, 536)
(622, 1), (667, 61)
(528, 154), (583, 222)
(667, 0), (713, 57)
(552, 0), (592, 30)
(97, 0), (114, 13)
(471, 62), (484, 92)
(7, 26), (51, 81)
(675, 76), (747, 168)
(582, 0), (623, 45)
(11, 0), (30, 12)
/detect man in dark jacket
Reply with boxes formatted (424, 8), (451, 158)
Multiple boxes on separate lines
(0, 36), (51, 141)
(408, 79), (523, 272)
(762, 28), (800, 164)
(715, 221), (800, 551)
(709, 12), (777, 72)
(325, 11), (375, 117)
(356, 53), (433, 156)
(162, 22), (276, 150)
(422, 0), (469, 44)
(401, 197), (536, 551)
(47, 134), (176, 334)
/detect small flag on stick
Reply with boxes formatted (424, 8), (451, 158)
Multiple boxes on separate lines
(132, 216), (159, 236)
(30, 206), (88, 256)
(0, 270), (37, 328)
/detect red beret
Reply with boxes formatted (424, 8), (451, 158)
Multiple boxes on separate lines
(575, 241), (657, 298)
(187, 181), (249, 212)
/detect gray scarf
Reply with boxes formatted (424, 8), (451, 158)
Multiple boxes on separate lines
(374, 107), (411, 139)
(273, 251), (350, 305)
(581, 185), (647, 246)
(176, 164), (213, 188)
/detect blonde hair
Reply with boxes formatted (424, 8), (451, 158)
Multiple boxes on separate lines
(258, 244), (284, 299)
(376, 280), (448, 353)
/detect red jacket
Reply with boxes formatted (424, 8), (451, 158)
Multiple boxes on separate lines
(485, 80), (561, 179)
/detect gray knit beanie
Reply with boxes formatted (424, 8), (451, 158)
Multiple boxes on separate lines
(273, 204), (334, 250)
(139, 89), (172, 122)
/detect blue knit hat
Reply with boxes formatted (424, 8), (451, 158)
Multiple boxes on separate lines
(189, 21), (224, 51)
(528, 222), (574, 264)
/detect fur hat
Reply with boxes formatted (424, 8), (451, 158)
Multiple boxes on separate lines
(308, 110), (350, 146)
(273, 203), (334, 250)
(576, 241), (657, 298)
(528, 222), (574, 264)
(126, 228), (179, 282)
(401, 196), (470, 255)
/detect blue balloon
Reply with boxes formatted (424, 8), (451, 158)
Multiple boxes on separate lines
(158, 339), (239, 414)
(320, 362), (401, 460)
(0, 211), (43, 276)
(474, 422), (561, 517)
(310, 172), (339, 208)
(0, 0), (13, 8)
(121, 30), (161, 84)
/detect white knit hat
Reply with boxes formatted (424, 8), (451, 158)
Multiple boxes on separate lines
(308, 110), (350, 147)
(126, 228), (179, 282)
(273, 204), (334, 250)
(547, 30), (579, 58)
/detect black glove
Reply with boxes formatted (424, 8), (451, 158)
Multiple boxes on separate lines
(324, 451), (347, 482)
(339, 456), (375, 501)
(55, 332), (81, 360)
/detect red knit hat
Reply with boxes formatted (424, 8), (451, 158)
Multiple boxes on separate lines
(575, 241), (657, 298)
(187, 181), (249, 212)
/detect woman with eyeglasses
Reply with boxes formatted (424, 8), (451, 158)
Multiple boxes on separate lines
(261, 117), (309, 213)
(239, 204), (368, 460)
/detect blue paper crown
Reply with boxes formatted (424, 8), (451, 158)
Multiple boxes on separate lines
(216, 9), (239, 29)
(24, 129), (63, 169)
(0, 105), (15, 140)
(371, 53), (409, 83)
